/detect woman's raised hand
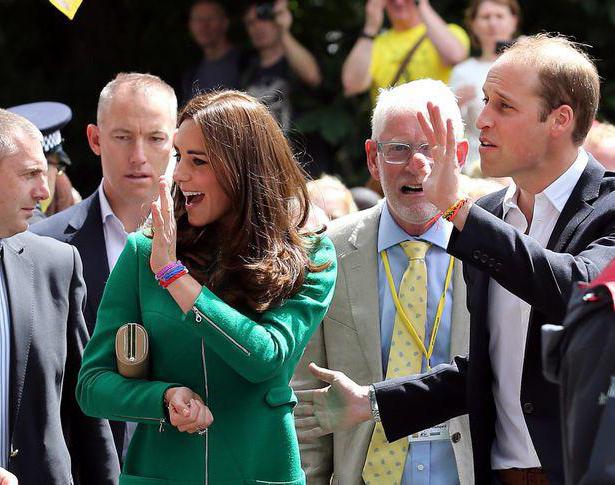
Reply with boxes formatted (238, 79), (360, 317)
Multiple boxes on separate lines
(165, 387), (214, 434)
(150, 176), (178, 274)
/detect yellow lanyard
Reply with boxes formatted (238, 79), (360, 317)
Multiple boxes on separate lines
(381, 248), (455, 370)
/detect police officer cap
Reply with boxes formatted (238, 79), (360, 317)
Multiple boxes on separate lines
(7, 101), (72, 156)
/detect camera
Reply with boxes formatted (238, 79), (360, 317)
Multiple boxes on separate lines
(255, 2), (275, 20)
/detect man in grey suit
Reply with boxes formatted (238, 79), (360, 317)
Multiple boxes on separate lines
(292, 80), (473, 485)
(0, 109), (119, 484)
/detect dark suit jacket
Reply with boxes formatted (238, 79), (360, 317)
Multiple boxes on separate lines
(373, 157), (615, 484)
(30, 192), (125, 457)
(31, 192), (109, 334)
(4, 231), (119, 484)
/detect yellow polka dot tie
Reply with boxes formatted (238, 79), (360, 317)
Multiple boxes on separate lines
(362, 240), (430, 485)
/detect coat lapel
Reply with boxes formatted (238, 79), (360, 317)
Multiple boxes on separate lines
(3, 235), (34, 437)
(344, 205), (383, 381)
(69, 193), (109, 333)
(547, 157), (604, 252)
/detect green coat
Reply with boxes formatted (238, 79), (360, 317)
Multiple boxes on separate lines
(77, 232), (336, 485)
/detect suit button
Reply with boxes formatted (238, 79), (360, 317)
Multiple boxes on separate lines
(451, 432), (461, 443)
(523, 402), (534, 414)
(473, 250), (481, 261)
(488, 258), (495, 268)
(481, 254), (489, 264)
(495, 263), (502, 272)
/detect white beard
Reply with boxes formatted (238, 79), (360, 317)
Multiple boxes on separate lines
(391, 199), (440, 225)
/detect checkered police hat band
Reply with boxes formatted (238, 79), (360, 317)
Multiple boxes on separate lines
(42, 130), (62, 153)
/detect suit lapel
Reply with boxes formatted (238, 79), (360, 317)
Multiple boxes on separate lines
(3, 236), (34, 436)
(547, 158), (603, 252)
(344, 205), (383, 381)
(69, 193), (109, 333)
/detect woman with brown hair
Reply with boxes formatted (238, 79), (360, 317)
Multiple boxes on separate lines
(449, 0), (520, 172)
(77, 90), (337, 485)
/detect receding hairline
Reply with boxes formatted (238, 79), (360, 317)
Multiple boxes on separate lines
(499, 36), (595, 69)
(96, 73), (178, 125)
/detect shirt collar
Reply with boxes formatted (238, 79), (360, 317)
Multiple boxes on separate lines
(502, 148), (589, 218)
(377, 202), (452, 252)
(98, 183), (121, 226)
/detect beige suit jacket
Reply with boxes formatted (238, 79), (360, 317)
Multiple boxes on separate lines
(292, 203), (474, 485)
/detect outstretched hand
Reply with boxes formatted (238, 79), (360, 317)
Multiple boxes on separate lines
(294, 363), (372, 442)
(150, 177), (177, 275)
(416, 102), (465, 212)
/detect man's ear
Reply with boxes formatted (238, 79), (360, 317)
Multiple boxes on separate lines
(86, 124), (102, 156)
(550, 104), (574, 140)
(456, 139), (469, 169)
(365, 139), (380, 181)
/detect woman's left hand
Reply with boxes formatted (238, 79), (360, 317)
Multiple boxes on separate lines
(150, 176), (178, 274)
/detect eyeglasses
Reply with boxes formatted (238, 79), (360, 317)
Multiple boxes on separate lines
(376, 141), (432, 165)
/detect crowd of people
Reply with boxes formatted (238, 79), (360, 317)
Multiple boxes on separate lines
(2, 0), (615, 485)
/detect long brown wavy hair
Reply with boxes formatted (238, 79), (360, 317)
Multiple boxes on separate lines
(172, 90), (329, 313)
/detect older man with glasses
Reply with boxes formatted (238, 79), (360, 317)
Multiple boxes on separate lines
(292, 79), (474, 485)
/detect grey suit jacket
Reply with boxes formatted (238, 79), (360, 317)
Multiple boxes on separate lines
(4, 231), (119, 484)
(292, 203), (473, 485)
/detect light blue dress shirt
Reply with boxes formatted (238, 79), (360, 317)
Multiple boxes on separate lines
(377, 205), (459, 485)
(0, 242), (10, 468)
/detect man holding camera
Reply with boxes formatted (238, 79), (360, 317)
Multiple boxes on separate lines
(242, 0), (321, 132)
(342, 0), (469, 104)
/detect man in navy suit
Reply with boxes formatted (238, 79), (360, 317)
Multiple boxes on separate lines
(296, 34), (615, 484)
(31, 72), (177, 461)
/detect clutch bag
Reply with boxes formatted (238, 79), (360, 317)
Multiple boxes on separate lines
(115, 322), (149, 379)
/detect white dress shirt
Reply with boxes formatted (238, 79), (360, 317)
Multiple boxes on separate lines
(0, 242), (10, 468)
(98, 184), (129, 271)
(98, 184), (135, 458)
(488, 149), (588, 469)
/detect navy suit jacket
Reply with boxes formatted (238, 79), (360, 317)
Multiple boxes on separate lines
(4, 231), (119, 484)
(30, 191), (125, 459)
(373, 157), (615, 484)
(31, 192), (109, 334)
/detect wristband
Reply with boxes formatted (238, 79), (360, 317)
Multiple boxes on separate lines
(160, 269), (189, 289)
(156, 260), (189, 288)
(442, 198), (469, 222)
(161, 265), (186, 280)
(155, 261), (177, 280)
(360, 31), (377, 40)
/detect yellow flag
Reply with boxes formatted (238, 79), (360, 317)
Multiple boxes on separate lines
(49, 0), (83, 20)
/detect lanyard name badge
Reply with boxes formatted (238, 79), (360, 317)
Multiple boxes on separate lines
(381, 247), (455, 442)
